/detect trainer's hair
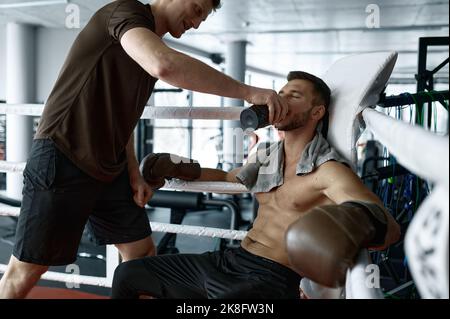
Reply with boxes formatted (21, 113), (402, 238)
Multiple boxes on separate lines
(211, 0), (222, 10)
(287, 71), (332, 138)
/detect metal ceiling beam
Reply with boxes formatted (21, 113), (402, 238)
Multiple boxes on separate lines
(165, 39), (219, 62)
(0, 0), (68, 9)
(246, 65), (285, 79)
(249, 50), (449, 56)
(1, 9), (60, 28)
(165, 39), (285, 78)
(194, 24), (449, 35)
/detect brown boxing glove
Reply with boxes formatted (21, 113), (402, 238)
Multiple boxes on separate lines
(285, 201), (388, 288)
(140, 153), (201, 190)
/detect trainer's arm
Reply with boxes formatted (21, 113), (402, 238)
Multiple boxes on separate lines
(121, 28), (248, 98)
(317, 161), (401, 249)
(126, 132), (140, 173)
(126, 132), (153, 207)
(120, 28), (287, 124)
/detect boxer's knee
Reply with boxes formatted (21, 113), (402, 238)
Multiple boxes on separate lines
(111, 260), (143, 299)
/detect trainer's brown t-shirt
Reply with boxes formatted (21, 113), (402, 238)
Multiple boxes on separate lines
(35, 0), (157, 182)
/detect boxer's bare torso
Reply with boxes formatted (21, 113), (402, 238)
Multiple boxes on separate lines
(200, 142), (397, 270)
(241, 160), (336, 269)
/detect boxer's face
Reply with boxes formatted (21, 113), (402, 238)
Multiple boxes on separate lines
(275, 79), (317, 132)
(167, 0), (213, 38)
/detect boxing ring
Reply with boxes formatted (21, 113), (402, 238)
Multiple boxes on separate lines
(0, 51), (448, 299)
(0, 106), (249, 289)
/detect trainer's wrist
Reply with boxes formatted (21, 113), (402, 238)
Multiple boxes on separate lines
(241, 84), (254, 103)
(127, 161), (140, 175)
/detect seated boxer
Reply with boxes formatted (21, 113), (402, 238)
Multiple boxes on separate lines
(111, 71), (401, 299)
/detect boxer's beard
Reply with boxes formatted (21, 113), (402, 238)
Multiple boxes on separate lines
(276, 108), (313, 132)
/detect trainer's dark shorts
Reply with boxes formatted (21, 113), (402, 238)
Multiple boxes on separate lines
(13, 138), (152, 266)
(111, 247), (302, 299)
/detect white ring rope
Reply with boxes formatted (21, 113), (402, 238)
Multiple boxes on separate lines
(151, 222), (247, 241)
(0, 264), (111, 288)
(0, 104), (44, 116)
(164, 179), (248, 194)
(0, 161), (248, 194)
(0, 161), (26, 174)
(0, 206), (247, 240)
(0, 205), (20, 217)
(0, 103), (243, 120)
(0, 205), (247, 288)
(141, 106), (242, 120)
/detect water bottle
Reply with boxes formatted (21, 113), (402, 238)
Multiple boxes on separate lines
(240, 105), (270, 130)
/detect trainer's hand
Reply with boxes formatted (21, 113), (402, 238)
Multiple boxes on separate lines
(129, 169), (154, 208)
(245, 88), (288, 125)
